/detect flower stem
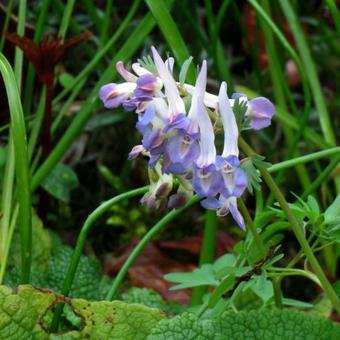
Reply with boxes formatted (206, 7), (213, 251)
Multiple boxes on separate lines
(50, 186), (149, 332)
(238, 198), (266, 258)
(267, 147), (340, 173)
(272, 277), (283, 308)
(239, 137), (340, 314)
(105, 196), (201, 301)
(191, 209), (218, 306)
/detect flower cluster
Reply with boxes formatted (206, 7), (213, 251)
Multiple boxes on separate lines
(99, 47), (275, 229)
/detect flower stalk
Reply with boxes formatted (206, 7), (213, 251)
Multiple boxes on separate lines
(239, 137), (340, 314)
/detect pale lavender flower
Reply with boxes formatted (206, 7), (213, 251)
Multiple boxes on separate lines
(200, 82), (248, 229)
(191, 62), (222, 198)
(245, 97), (275, 130)
(151, 47), (186, 120)
(99, 82), (136, 109)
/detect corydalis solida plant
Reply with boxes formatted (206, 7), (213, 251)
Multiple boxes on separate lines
(99, 47), (275, 229)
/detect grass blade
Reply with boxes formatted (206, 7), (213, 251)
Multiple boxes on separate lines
(0, 53), (32, 283)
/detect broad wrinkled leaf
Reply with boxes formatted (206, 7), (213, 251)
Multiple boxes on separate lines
(165, 265), (219, 290)
(41, 163), (79, 203)
(147, 309), (340, 339)
(0, 285), (165, 339)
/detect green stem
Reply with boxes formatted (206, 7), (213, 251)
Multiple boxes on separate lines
(100, 0), (113, 45)
(0, 206), (18, 283)
(58, 0), (76, 38)
(326, 0), (340, 35)
(279, 0), (336, 147)
(105, 196), (201, 301)
(238, 198), (266, 257)
(0, 0), (14, 52)
(267, 147), (340, 173)
(13, 0), (26, 88)
(259, 0), (311, 191)
(28, 87), (46, 162)
(23, 0), (51, 115)
(191, 210), (218, 306)
(0, 137), (15, 283)
(81, 0), (102, 33)
(50, 186), (148, 332)
(239, 137), (340, 314)
(272, 277), (283, 308)
(301, 155), (340, 200)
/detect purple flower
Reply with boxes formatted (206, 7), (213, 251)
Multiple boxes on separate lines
(128, 144), (145, 160)
(246, 97), (275, 130)
(201, 195), (246, 230)
(163, 134), (200, 174)
(99, 82), (135, 109)
(151, 47), (186, 120)
(192, 164), (222, 197)
(216, 155), (248, 197)
(218, 82), (239, 158)
(163, 113), (191, 134)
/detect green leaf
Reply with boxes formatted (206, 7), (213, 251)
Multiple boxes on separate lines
(252, 154), (272, 169)
(6, 220), (111, 300)
(240, 158), (262, 194)
(179, 56), (193, 84)
(0, 145), (7, 170)
(148, 313), (215, 340)
(147, 309), (340, 339)
(0, 285), (165, 339)
(250, 274), (273, 303)
(208, 274), (236, 308)
(121, 288), (184, 316)
(307, 196), (320, 218)
(45, 244), (104, 300)
(41, 163), (79, 203)
(7, 213), (52, 272)
(165, 265), (219, 290)
(240, 154), (271, 194)
(325, 195), (340, 225)
(58, 73), (76, 90)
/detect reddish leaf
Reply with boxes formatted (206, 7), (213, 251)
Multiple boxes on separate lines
(6, 31), (91, 85)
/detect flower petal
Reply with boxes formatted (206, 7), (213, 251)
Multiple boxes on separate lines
(151, 46), (185, 116)
(218, 82), (239, 157)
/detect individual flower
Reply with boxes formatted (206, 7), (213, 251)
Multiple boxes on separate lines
(99, 82), (136, 109)
(141, 164), (173, 209)
(201, 83), (247, 229)
(245, 97), (275, 130)
(191, 62), (222, 199)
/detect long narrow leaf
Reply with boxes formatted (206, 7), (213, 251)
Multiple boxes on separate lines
(0, 53), (32, 283)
